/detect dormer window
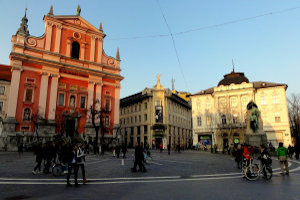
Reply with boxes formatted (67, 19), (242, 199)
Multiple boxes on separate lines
(71, 41), (80, 59)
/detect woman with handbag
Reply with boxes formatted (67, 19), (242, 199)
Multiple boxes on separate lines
(276, 142), (289, 175)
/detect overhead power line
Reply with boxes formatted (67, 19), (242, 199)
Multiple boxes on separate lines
(107, 5), (300, 41)
(156, 0), (189, 92)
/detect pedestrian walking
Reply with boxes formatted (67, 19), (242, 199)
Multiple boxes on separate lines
(131, 143), (146, 172)
(167, 144), (170, 155)
(276, 142), (289, 175)
(115, 143), (120, 158)
(66, 144), (79, 187)
(159, 143), (163, 153)
(77, 143), (87, 184)
(32, 143), (43, 175)
(122, 143), (127, 158)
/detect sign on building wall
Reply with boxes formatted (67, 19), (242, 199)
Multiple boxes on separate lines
(155, 105), (163, 123)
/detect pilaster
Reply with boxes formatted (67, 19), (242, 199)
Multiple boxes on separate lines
(48, 74), (60, 120)
(97, 37), (103, 63)
(38, 72), (50, 118)
(45, 21), (53, 51)
(90, 35), (95, 62)
(7, 61), (22, 118)
(54, 24), (62, 53)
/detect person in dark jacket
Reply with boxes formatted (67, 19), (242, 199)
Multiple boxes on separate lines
(115, 143), (121, 158)
(122, 143), (127, 158)
(131, 143), (146, 172)
(66, 144), (79, 186)
(32, 143), (43, 174)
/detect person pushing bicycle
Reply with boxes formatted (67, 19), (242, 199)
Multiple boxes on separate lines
(243, 144), (253, 166)
(259, 144), (271, 166)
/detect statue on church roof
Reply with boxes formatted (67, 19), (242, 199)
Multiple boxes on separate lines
(76, 5), (81, 16)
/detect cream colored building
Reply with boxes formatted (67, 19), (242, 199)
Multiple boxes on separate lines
(120, 76), (192, 149)
(191, 70), (291, 150)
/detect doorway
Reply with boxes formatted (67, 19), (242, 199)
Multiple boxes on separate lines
(66, 119), (75, 137)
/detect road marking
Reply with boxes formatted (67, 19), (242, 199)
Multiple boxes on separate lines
(147, 161), (163, 165)
(0, 176), (242, 185)
(86, 159), (111, 165)
(156, 160), (193, 164)
(0, 176), (181, 181)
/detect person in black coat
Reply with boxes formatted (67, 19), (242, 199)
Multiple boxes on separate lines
(131, 143), (146, 172)
(66, 144), (79, 187)
(32, 143), (43, 174)
(122, 143), (127, 158)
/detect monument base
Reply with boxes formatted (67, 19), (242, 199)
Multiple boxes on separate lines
(245, 133), (267, 147)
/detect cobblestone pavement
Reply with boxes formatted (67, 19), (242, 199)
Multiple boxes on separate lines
(0, 150), (300, 200)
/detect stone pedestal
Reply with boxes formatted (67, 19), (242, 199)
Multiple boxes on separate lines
(245, 134), (267, 147)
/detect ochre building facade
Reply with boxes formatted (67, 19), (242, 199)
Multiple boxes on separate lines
(191, 70), (291, 151)
(120, 76), (192, 149)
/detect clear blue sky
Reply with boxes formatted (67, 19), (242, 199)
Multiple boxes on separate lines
(0, 0), (300, 98)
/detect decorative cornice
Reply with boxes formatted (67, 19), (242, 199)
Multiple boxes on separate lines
(11, 45), (122, 72)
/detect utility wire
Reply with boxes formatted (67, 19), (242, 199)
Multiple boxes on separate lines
(156, 0), (189, 92)
(107, 5), (300, 41)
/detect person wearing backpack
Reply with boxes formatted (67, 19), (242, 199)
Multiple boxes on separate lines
(276, 142), (289, 175)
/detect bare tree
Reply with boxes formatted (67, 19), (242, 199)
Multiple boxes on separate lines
(89, 99), (121, 154)
(288, 93), (300, 144)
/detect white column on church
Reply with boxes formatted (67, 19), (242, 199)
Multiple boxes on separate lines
(38, 72), (49, 118)
(80, 43), (86, 61)
(6, 64), (22, 118)
(97, 37), (103, 63)
(95, 81), (102, 109)
(90, 35), (95, 62)
(114, 83), (120, 125)
(48, 74), (59, 120)
(86, 81), (95, 123)
(54, 24), (62, 53)
(45, 22), (53, 51)
(66, 38), (72, 57)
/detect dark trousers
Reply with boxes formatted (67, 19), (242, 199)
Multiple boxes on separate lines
(133, 159), (146, 172)
(78, 164), (86, 180)
(67, 163), (79, 185)
(34, 159), (42, 171)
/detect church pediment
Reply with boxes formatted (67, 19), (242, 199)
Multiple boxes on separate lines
(46, 15), (103, 34)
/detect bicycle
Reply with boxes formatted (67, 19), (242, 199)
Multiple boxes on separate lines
(243, 157), (272, 181)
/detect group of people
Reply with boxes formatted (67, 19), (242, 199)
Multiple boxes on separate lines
(112, 143), (127, 158)
(233, 142), (290, 176)
(32, 141), (87, 186)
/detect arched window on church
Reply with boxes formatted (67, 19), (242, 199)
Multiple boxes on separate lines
(71, 41), (80, 59)
(23, 108), (31, 121)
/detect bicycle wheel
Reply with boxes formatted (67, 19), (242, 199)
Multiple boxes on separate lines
(52, 164), (63, 176)
(245, 164), (260, 181)
(263, 166), (272, 180)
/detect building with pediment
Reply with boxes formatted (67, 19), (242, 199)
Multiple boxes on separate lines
(191, 70), (291, 151)
(2, 6), (123, 150)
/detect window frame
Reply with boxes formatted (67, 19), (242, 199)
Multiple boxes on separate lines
(69, 94), (76, 107)
(79, 95), (87, 109)
(24, 87), (34, 103)
(57, 92), (66, 106)
(0, 86), (5, 95)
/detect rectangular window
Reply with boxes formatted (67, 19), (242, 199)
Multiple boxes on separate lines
(24, 88), (33, 102)
(144, 103), (147, 110)
(80, 96), (86, 108)
(197, 116), (202, 126)
(139, 115), (141, 122)
(0, 101), (3, 112)
(58, 93), (65, 106)
(275, 116), (281, 123)
(137, 126), (140, 135)
(273, 95), (279, 104)
(144, 114), (147, 121)
(139, 104), (141, 111)
(105, 98), (111, 111)
(135, 116), (137, 123)
(144, 125), (148, 134)
(0, 86), (5, 95)
(104, 116), (110, 127)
